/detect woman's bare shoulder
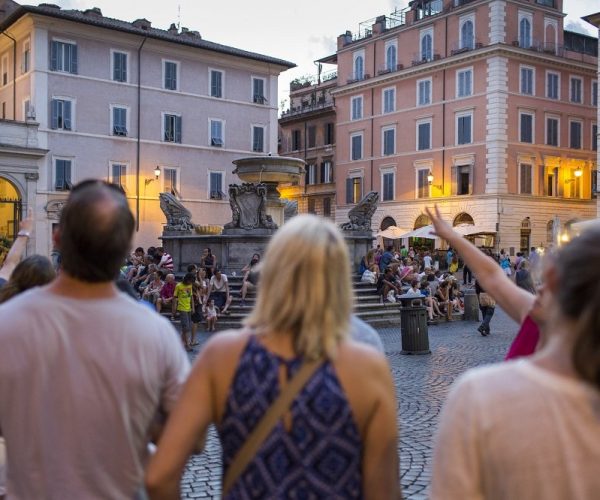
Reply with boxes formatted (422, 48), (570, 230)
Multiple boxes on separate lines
(199, 328), (252, 360)
(336, 339), (389, 374)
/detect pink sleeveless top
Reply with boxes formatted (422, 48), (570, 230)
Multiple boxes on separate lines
(505, 315), (540, 360)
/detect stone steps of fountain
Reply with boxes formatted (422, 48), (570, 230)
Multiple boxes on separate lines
(163, 275), (403, 330)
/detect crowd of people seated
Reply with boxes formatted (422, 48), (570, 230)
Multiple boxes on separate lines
(366, 244), (464, 323)
(123, 246), (259, 338)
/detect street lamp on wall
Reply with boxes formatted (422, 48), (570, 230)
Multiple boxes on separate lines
(145, 166), (162, 186)
(427, 170), (442, 191)
(565, 166), (583, 184)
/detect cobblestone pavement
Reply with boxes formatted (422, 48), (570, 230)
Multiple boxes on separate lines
(181, 308), (517, 499)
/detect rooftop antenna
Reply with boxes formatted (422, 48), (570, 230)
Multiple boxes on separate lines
(177, 4), (181, 31)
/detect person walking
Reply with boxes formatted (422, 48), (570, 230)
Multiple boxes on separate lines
(475, 280), (495, 336)
(145, 214), (400, 499)
(0, 180), (189, 499)
(432, 225), (600, 499)
(515, 259), (536, 294)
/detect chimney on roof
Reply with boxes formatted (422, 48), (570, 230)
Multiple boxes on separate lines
(180, 27), (188, 34)
(168, 23), (178, 35)
(338, 30), (352, 49)
(38, 3), (61, 9)
(372, 15), (386, 35)
(83, 7), (102, 17)
(132, 18), (151, 30)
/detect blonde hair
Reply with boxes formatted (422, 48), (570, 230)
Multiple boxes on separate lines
(244, 214), (352, 360)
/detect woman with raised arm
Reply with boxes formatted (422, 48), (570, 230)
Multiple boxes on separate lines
(145, 214), (400, 500)
(426, 206), (541, 359)
(432, 225), (600, 499)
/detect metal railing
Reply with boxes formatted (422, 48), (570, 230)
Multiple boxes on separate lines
(450, 40), (484, 55)
(377, 63), (404, 76)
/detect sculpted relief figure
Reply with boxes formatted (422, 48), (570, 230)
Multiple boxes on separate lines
(224, 183), (277, 231)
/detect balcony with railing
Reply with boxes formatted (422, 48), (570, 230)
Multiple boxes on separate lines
(377, 63), (405, 76)
(280, 96), (335, 119)
(511, 37), (598, 63)
(346, 72), (372, 84)
(412, 53), (441, 66)
(450, 39), (484, 56)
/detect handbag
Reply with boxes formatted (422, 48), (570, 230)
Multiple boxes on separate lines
(478, 292), (496, 308)
(222, 356), (324, 496)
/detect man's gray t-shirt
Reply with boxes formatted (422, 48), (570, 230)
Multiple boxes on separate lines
(0, 287), (190, 500)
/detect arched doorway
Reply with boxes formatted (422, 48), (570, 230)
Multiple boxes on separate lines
(380, 216), (396, 231)
(0, 177), (22, 264)
(414, 213), (431, 229)
(380, 216), (397, 249)
(412, 213), (433, 251)
(453, 212), (474, 226)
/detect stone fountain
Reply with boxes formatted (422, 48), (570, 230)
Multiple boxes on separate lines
(160, 155), (378, 274)
(160, 156), (305, 273)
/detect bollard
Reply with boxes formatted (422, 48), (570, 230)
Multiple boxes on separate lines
(397, 295), (431, 355)
(463, 288), (479, 321)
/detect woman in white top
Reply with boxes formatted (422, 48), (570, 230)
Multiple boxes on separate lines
(432, 225), (600, 500)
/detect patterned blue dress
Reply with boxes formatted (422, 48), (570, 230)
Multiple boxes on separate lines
(218, 335), (363, 499)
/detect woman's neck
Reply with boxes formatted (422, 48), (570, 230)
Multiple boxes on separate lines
(531, 323), (578, 379)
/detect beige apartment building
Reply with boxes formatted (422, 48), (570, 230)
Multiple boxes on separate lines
(332, 0), (597, 252)
(278, 71), (337, 219)
(0, 0), (293, 254)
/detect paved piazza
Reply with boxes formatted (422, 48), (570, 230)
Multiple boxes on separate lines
(180, 308), (516, 499)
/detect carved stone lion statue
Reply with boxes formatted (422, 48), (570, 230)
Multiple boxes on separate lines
(159, 192), (196, 232)
(340, 191), (379, 232)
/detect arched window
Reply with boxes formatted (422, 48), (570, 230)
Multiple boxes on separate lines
(453, 212), (474, 226)
(519, 18), (531, 48)
(380, 216), (396, 231)
(460, 20), (474, 50)
(421, 34), (432, 61)
(414, 214), (431, 229)
(386, 44), (397, 71)
(354, 55), (364, 80)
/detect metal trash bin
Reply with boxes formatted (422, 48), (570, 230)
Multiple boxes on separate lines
(463, 288), (479, 322)
(397, 295), (431, 355)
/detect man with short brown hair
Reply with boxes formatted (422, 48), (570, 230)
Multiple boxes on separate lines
(0, 180), (189, 499)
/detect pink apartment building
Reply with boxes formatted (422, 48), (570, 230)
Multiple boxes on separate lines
(332, 0), (597, 252)
(0, 0), (293, 254)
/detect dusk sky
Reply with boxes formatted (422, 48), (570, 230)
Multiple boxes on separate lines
(53, 0), (598, 109)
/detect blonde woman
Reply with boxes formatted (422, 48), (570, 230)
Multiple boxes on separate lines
(145, 215), (400, 499)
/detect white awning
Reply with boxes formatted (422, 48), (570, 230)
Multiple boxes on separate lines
(453, 224), (496, 236)
(377, 225), (410, 239)
(398, 225), (437, 240)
